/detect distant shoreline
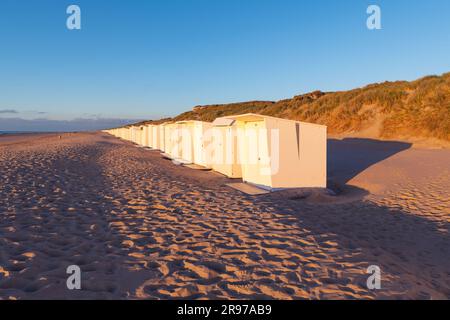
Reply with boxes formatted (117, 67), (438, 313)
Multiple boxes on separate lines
(0, 131), (64, 135)
(0, 132), (66, 144)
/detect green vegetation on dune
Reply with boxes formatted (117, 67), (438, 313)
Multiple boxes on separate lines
(133, 72), (450, 141)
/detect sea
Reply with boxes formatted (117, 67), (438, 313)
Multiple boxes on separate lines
(0, 131), (53, 135)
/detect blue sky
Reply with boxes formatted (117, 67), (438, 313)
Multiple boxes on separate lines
(0, 0), (449, 130)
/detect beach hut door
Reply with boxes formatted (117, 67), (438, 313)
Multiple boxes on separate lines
(244, 121), (268, 181)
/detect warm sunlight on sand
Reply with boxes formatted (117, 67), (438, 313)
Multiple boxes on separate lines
(0, 132), (449, 299)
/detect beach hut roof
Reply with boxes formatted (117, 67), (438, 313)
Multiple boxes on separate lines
(219, 113), (327, 128)
(212, 118), (235, 126)
(176, 120), (202, 124)
(176, 120), (213, 125)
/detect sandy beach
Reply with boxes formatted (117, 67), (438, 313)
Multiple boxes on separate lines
(0, 132), (449, 299)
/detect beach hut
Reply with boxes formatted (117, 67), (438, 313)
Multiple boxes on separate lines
(127, 127), (133, 141)
(130, 126), (137, 143)
(176, 120), (214, 167)
(221, 113), (327, 190)
(142, 125), (150, 147)
(152, 125), (160, 150)
(210, 117), (243, 178)
(137, 126), (145, 146)
(143, 124), (153, 148)
(163, 123), (182, 159)
(131, 126), (137, 143)
(158, 124), (166, 152)
(163, 123), (173, 155)
(131, 126), (144, 145)
(120, 127), (130, 141)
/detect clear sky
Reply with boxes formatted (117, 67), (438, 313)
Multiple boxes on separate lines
(0, 0), (449, 130)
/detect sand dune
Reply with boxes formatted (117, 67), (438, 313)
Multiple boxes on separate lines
(0, 132), (448, 299)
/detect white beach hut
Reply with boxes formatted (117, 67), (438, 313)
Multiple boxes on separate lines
(152, 125), (160, 150)
(147, 125), (154, 148)
(158, 124), (166, 152)
(210, 117), (243, 178)
(163, 123), (172, 156)
(128, 127), (133, 142)
(122, 127), (131, 141)
(144, 124), (153, 148)
(142, 125), (150, 147)
(221, 113), (327, 190)
(130, 126), (137, 144)
(163, 123), (182, 159)
(176, 120), (214, 167)
(137, 126), (145, 146)
(132, 125), (144, 146)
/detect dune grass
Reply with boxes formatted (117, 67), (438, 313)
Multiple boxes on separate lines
(132, 72), (450, 142)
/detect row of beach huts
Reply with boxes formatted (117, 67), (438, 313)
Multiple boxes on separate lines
(103, 113), (327, 191)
